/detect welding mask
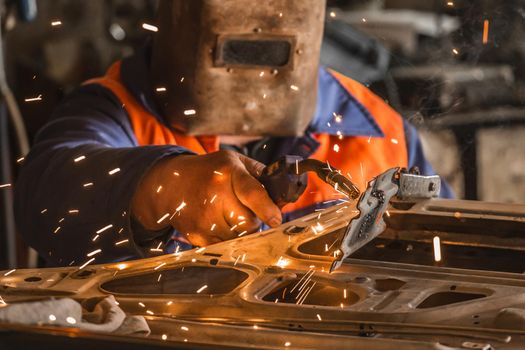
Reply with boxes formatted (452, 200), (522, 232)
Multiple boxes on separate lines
(151, 0), (326, 136)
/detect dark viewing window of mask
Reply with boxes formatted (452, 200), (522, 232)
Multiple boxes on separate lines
(217, 38), (292, 68)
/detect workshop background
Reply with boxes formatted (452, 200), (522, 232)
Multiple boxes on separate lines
(1, 0), (524, 269)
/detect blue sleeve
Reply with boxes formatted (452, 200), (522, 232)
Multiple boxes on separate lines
(14, 84), (191, 266)
(403, 120), (454, 198)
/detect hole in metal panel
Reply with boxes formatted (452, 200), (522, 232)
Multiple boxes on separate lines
(417, 291), (485, 309)
(101, 266), (248, 295)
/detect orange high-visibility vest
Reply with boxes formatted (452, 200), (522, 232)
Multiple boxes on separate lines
(86, 62), (408, 215)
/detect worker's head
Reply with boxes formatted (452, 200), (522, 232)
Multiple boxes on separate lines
(151, 0), (326, 136)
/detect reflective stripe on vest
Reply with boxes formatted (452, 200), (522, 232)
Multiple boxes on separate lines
(85, 61), (407, 215)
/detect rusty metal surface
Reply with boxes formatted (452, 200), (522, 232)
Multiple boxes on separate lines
(2, 199), (525, 348)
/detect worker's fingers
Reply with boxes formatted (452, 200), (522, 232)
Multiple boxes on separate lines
(232, 169), (282, 228)
(238, 154), (266, 178)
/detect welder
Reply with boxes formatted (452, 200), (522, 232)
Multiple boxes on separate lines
(14, 0), (452, 266)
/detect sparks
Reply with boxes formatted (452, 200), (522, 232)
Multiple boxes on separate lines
(196, 285), (208, 293)
(51, 20), (62, 26)
(210, 223), (216, 231)
(87, 249), (102, 257)
(391, 138), (399, 144)
(285, 342), (291, 347)
(195, 247), (206, 253)
(4, 269), (15, 276)
(142, 23), (158, 32)
(157, 213), (170, 224)
(181, 326), (189, 331)
(447, 1), (454, 6)
(83, 182), (94, 187)
(238, 230), (248, 237)
(333, 144), (340, 153)
(146, 310), (154, 315)
(330, 11), (336, 18)
(108, 168), (121, 175)
(115, 239), (128, 246)
(68, 209), (79, 214)
(154, 262), (167, 270)
(48, 314), (56, 321)
(78, 258), (95, 270)
(213, 171), (223, 176)
(24, 94), (42, 102)
(156, 185), (163, 193)
(290, 85), (299, 91)
(96, 224), (113, 234)
(74, 155), (86, 162)
(483, 19), (490, 45)
(452, 48), (459, 55)
(53, 226), (61, 234)
(117, 263), (127, 270)
(184, 109), (196, 116)
(167, 301), (173, 306)
(66, 316), (77, 324)
(138, 302), (145, 307)
(317, 314), (322, 321)
(175, 201), (187, 212)
(0, 183), (11, 188)
(156, 87), (167, 92)
(344, 288), (347, 299)
(16, 157), (25, 163)
(433, 236), (442, 262)
(162, 334), (167, 340)
(210, 194), (217, 203)
(173, 171), (180, 176)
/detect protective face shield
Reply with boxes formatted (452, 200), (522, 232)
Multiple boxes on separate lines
(151, 0), (326, 136)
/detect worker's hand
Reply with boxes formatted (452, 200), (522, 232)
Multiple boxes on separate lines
(131, 150), (282, 246)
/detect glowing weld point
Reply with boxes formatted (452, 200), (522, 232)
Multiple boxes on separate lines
(275, 256), (289, 268)
(253, 324), (258, 329)
(162, 334), (167, 341)
(184, 109), (196, 116)
(196, 285), (208, 293)
(285, 342), (291, 347)
(74, 155), (86, 162)
(51, 20), (62, 26)
(108, 168), (121, 175)
(48, 314), (56, 321)
(290, 85), (299, 91)
(330, 11), (336, 18)
(96, 224), (113, 234)
(117, 263), (127, 270)
(181, 326), (189, 331)
(66, 317), (76, 324)
(4, 269), (15, 276)
(142, 23), (158, 32)
(433, 236), (442, 262)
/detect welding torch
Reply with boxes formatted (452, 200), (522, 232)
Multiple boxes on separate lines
(259, 155), (360, 207)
